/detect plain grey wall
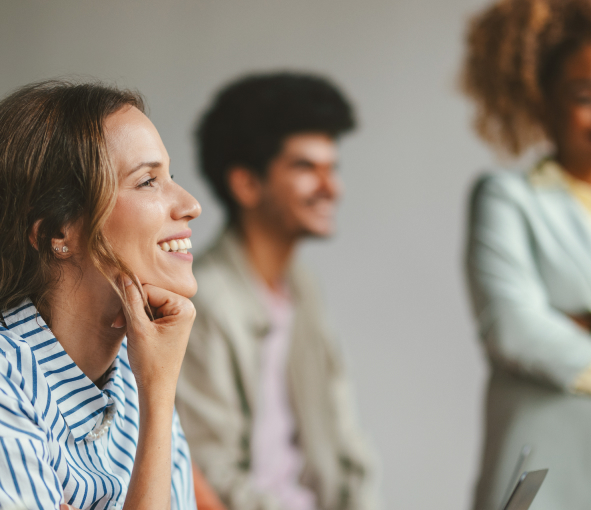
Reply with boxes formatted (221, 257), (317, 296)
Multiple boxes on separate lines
(0, 1), (498, 508)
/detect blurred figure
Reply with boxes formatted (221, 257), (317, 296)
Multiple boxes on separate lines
(175, 72), (377, 510)
(462, 1), (591, 509)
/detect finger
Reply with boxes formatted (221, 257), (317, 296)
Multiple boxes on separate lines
(142, 284), (194, 321)
(120, 276), (150, 328)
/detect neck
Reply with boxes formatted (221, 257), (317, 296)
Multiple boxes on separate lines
(235, 215), (298, 291)
(45, 262), (125, 385)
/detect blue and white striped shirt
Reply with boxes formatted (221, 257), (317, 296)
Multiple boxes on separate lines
(0, 300), (197, 510)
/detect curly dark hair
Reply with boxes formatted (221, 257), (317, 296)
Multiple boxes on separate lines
(462, 0), (591, 155)
(196, 71), (356, 219)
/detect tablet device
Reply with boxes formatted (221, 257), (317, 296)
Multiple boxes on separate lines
(503, 469), (548, 510)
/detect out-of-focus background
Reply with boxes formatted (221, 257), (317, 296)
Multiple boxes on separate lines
(0, 1), (499, 508)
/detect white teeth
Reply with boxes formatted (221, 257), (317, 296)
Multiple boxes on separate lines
(158, 238), (191, 253)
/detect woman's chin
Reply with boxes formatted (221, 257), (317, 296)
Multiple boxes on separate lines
(139, 274), (197, 299)
(165, 276), (198, 299)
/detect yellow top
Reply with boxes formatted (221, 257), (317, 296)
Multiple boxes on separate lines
(561, 168), (591, 213)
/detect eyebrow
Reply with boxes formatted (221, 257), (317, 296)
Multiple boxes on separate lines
(124, 159), (170, 178)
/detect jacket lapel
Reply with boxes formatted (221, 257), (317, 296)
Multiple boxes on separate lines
(205, 229), (270, 413)
(529, 160), (591, 294)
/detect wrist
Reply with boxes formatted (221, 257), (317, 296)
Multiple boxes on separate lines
(138, 386), (176, 415)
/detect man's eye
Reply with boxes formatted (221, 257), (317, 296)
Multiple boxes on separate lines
(138, 177), (157, 188)
(293, 162), (314, 170)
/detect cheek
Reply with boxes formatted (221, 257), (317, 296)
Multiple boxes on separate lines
(568, 106), (591, 134)
(289, 174), (320, 198)
(104, 194), (165, 257)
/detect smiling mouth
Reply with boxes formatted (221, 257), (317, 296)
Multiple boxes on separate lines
(158, 238), (192, 254)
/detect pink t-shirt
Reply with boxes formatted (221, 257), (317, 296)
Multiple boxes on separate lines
(250, 283), (316, 510)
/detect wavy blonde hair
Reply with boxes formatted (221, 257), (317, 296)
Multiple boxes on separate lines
(462, 0), (591, 155)
(0, 80), (145, 325)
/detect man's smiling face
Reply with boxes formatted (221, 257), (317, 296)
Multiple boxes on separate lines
(255, 132), (342, 240)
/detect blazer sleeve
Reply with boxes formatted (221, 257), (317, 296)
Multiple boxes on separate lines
(466, 173), (591, 390)
(175, 304), (282, 510)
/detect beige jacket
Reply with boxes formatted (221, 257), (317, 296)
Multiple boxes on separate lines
(176, 229), (377, 510)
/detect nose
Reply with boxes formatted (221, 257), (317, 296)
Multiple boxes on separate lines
(319, 167), (342, 200)
(171, 183), (202, 221)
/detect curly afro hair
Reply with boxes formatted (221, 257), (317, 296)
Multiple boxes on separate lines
(195, 71), (356, 219)
(462, 0), (591, 156)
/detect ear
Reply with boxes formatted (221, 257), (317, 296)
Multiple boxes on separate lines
(51, 223), (76, 259)
(29, 218), (79, 258)
(29, 219), (42, 251)
(227, 167), (263, 210)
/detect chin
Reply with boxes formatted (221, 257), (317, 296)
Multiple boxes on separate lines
(302, 224), (335, 238)
(143, 274), (198, 299)
(173, 277), (198, 298)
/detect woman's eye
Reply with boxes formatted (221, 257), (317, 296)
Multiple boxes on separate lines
(138, 177), (157, 188)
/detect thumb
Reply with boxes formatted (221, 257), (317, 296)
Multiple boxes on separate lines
(60, 505), (78, 510)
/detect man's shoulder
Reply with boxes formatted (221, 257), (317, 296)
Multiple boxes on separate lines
(190, 231), (256, 322)
(192, 235), (241, 297)
(289, 261), (324, 302)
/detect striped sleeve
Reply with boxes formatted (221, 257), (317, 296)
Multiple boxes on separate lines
(0, 358), (62, 509)
(170, 408), (197, 510)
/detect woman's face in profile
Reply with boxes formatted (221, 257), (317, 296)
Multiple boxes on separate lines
(102, 106), (201, 298)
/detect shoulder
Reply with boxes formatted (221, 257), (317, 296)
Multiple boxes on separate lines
(467, 170), (544, 224)
(470, 169), (531, 203)
(0, 324), (37, 387)
(0, 331), (47, 439)
(193, 244), (231, 290)
(191, 230), (253, 310)
(290, 261), (322, 298)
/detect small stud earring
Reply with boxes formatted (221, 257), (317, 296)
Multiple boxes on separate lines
(62, 246), (69, 253)
(53, 246), (59, 252)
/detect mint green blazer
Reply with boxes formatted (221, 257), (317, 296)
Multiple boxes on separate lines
(466, 160), (591, 510)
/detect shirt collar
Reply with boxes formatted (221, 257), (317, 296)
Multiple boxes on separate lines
(2, 298), (126, 442)
(528, 157), (569, 189)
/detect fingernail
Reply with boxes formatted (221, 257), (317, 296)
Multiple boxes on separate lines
(123, 277), (133, 287)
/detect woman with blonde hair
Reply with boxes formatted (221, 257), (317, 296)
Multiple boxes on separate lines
(463, 0), (591, 508)
(0, 81), (200, 509)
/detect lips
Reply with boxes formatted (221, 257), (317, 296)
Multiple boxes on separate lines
(158, 237), (192, 254)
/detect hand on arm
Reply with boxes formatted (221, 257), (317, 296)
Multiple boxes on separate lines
(567, 312), (591, 332)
